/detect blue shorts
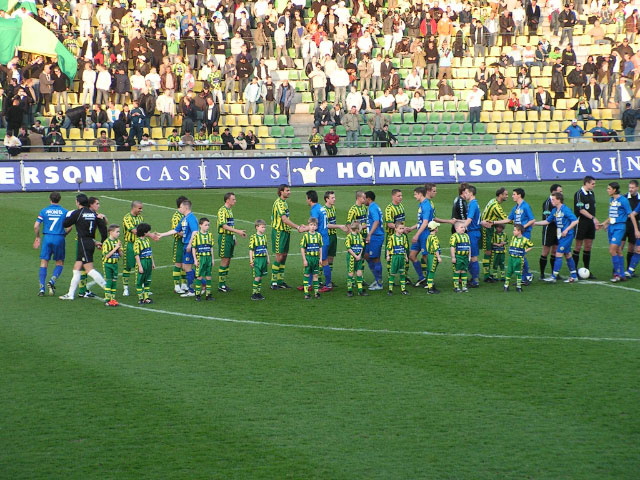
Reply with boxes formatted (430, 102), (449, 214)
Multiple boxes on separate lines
(367, 236), (384, 259)
(40, 235), (65, 261)
(608, 224), (626, 246)
(182, 249), (194, 265)
(557, 233), (575, 254)
(410, 232), (428, 255)
(321, 244), (329, 262)
(523, 230), (532, 240)
(468, 230), (481, 257)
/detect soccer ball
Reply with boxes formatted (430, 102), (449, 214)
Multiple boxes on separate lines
(578, 268), (590, 280)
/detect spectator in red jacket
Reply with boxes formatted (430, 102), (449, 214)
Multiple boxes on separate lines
(324, 127), (339, 156)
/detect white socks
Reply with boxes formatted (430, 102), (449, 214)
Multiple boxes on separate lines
(87, 268), (106, 289)
(68, 270), (82, 298)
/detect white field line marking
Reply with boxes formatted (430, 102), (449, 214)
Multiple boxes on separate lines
(108, 301), (640, 343)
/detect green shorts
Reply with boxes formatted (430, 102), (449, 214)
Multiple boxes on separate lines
(506, 256), (523, 278)
(196, 256), (212, 278)
(346, 252), (363, 273)
(272, 229), (290, 254)
(172, 237), (184, 264)
(126, 242), (136, 270)
(481, 226), (494, 252)
(328, 234), (338, 257)
(304, 255), (320, 275)
(454, 254), (470, 272)
(390, 254), (405, 275)
(103, 262), (118, 281)
(426, 253), (439, 274)
(218, 233), (234, 258)
(252, 256), (268, 278)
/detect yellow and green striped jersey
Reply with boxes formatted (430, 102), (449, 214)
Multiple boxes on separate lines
(482, 198), (508, 221)
(249, 233), (268, 256)
(168, 134), (181, 151)
(133, 237), (153, 258)
(123, 212), (143, 244)
(102, 238), (121, 264)
(492, 231), (507, 253)
(346, 203), (367, 235)
(508, 236), (533, 258)
(171, 210), (184, 240)
(387, 233), (409, 256)
(300, 231), (323, 256)
(425, 233), (440, 254)
(384, 202), (405, 236)
(217, 206), (235, 235)
(208, 134), (221, 150)
(271, 197), (291, 232)
(192, 231), (214, 257)
(450, 232), (471, 256)
(344, 232), (364, 255)
(325, 204), (337, 236)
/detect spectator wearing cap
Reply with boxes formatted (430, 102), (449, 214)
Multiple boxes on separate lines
(564, 119), (587, 143)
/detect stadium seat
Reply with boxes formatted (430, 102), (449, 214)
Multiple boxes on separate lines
(454, 112), (467, 123)
(483, 134), (495, 145)
(423, 124), (436, 135)
(236, 115), (249, 126)
(416, 112), (428, 123)
(458, 135), (471, 146)
(399, 124), (411, 136)
(411, 124), (424, 135)
(436, 124), (449, 135)
(276, 115), (288, 126)
(433, 135), (446, 146)
(270, 126), (282, 137)
(360, 125), (372, 136)
(392, 113), (402, 124)
(419, 135), (433, 146)
(264, 115), (275, 126)
(449, 124), (462, 135)
(429, 112), (442, 123)
(336, 125), (346, 136)
(432, 101), (444, 112)
(290, 138), (302, 149)
(276, 138), (290, 149)
(473, 123), (487, 134)
(283, 126), (295, 137)
(441, 112), (454, 123)
(462, 123), (474, 135)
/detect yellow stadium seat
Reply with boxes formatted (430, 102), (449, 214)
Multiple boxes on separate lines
(231, 126), (243, 136)
(515, 111), (527, 122)
(533, 133), (546, 144)
(506, 67), (517, 78)
(511, 122), (523, 134)
(250, 115), (263, 126)
(462, 57), (474, 68)
(499, 123), (511, 133)
(257, 126), (269, 137)
(542, 66), (552, 77)
(487, 123), (499, 134)
(529, 66), (541, 77)
(264, 137), (276, 149)
(561, 121), (572, 131)
(507, 134), (520, 145)
(84, 130), (95, 140)
(224, 116), (236, 126)
(539, 110), (551, 121)
(230, 104), (243, 115)
(556, 99), (568, 110)
(68, 128), (82, 140)
(556, 136), (569, 144)
(524, 122), (536, 133)
(502, 111), (514, 122)
(552, 110), (564, 121)
(483, 100), (494, 111)
(600, 108), (613, 119)
(586, 120), (597, 130)
(496, 134), (508, 145)
(611, 119), (623, 130)
(536, 121), (549, 133)
(480, 112), (491, 122)
(494, 100), (506, 111)
(236, 115), (249, 126)
(490, 111), (502, 122)
(548, 121), (561, 132)
(152, 127), (164, 139)
(519, 134), (532, 144)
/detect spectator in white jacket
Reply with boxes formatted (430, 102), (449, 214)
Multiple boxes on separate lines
(308, 64), (327, 107)
(330, 67), (350, 107)
(95, 64), (112, 106)
(156, 89), (176, 136)
(82, 63), (97, 105)
(243, 77), (262, 114)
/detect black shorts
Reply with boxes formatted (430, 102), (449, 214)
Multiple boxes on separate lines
(622, 221), (637, 243)
(575, 218), (596, 240)
(76, 238), (96, 264)
(542, 224), (558, 247)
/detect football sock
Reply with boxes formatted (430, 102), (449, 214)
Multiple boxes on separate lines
(618, 255), (625, 277)
(136, 272), (144, 299)
(628, 253), (640, 272)
(522, 258), (529, 279)
(195, 278), (202, 295)
(460, 272), (468, 289)
(323, 264), (332, 286)
(628, 251), (634, 269)
(303, 275), (309, 294)
(611, 255), (619, 276)
(374, 262), (383, 284)
(427, 271), (435, 289)
(39, 267), (47, 289)
(504, 272), (510, 287)
(572, 250), (580, 268)
(413, 261), (424, 280)
(68, 270), (82, 298)
(52, 265), (63, 284)
(122, 268), (130, 286)
(172, 267), (182, 286)
(271, 262), (280, 284)
(256, 279), (261, 294)
(482, 253), (491, 279)
(144, 284), (150, 300)
(356, 274), (363, 293)
(540, 255), (548, 276)
(400, 273), (406, 291)
(566, 257), (578, 278)
(218, 265), (229, 288)
(367, 259), (376, 282)
(453, 272), (459, 289)
(186, 270), (195, 291)
(205, 280), (211, 296)
(312, 278), (319, 294)
(278, 264), (286, 285)
(347, 275), (353, 292)
(516, 270), (522, 288)
(78, 272), (87, 295)
(469, 260), (479, 282)
(87, 269), (106, 289)
(253, 279), (260, 295)
(420, 257), (427, 278)
(553, 256), (563, 277)
(181, 271), (187, 283)
(388, 274), (394, 291)
(583, 250), (591, 270)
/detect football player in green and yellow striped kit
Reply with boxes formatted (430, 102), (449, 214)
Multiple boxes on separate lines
(191, 217), (215, 301)
(345, 222), (368, 297)
(217, 192), (247, 293)
(481, 187), (509, 282)
(450, 221), (471, 293)
(122, 200), (144, 297)
(504, 224), (534, 292)
(102, 224), (122, 307)
(249, 219), (270, 300)
(300, 217), (323, 299)
(133, 223), (155, 304)
(271, 184), (303, 289)
(170, 196), (188, 293)
(425, 221), (442, 294)
(386, 221), (410, 295)
(491, 223), (508, 282)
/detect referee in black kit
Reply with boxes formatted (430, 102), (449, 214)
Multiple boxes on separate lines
(623, 180), (640, 273)
(539, 183), (562, 280)
(572, 176), (598, 279)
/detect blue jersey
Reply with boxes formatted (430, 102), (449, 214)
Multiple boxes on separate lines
(367, 201), (384, 237)
(310, 203), (329, 242)
(508, 201), (535, 236)
(418, 199), (433, 228)
(181, 212), (199, 250)
(37, 204), (68, 236)
(547, 204), (578, 235)
(608, 195), (632, 225)
(467, 199), (481, 232)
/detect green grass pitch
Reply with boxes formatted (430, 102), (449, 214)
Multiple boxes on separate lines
(2, 181), (639, 479)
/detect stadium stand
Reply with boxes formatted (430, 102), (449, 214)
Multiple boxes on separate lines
(0, 0), (639, 155)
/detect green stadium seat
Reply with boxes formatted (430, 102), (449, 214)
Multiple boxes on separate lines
(470, 134), (484, 145)
(429, 112), (442, 123)
(276, 115), (288, 126)
(445, 135), (457, 146)
(323, 125), (331, 135)
(411, 124), (424, 135)
(419, 135), (433, 146)
(407, 136), (419, 147)
(449, 124), (462, 135)
(433, 135), (446, 146)
(389, 124), (399, 135)
(436, 124), (449, 135)
(444, 101), (457, 112)
(458, 135), (471, 146)
(429, 79), (439, 89)
(336, 125), (346, 136)
(454, 112), (467, 123)
(270, 126), (282, 137)
(425, 90), (437, 101)
(391, 113), (402, 124)
(264, 115), (275, 126)
(283, 126), (295, 137)
(424, 124), (436, 135)
(360, 125), (372, 136)
(416, 112), (428, 123)
(441, 112), (454, 123)
(483, 134), (495, 145)
(461, 122), (474, 134)
(302, 92), (313, 103)
(399, 124), (411, 136)
(277, 138), (290, 149)
(473, 123), (487, 134)
(290, 138), (302, 149)
(458, 101), (469, 111)
(432, 101), (444, 112)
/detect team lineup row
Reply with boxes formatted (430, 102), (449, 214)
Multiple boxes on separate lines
(34, 179), (640, 305)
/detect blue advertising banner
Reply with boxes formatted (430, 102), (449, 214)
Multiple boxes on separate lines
(374, 154), (456, 184)
(289, 156), (374, 186)
(22, 160), (115, 191)
(118, 159), (203, 189)
(454, 152), (537, 182)
(538, 151), (622, 181)
(618, 150), (640, 179)
(0, 162), (22, 191)
(203, 157), (288, 188)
